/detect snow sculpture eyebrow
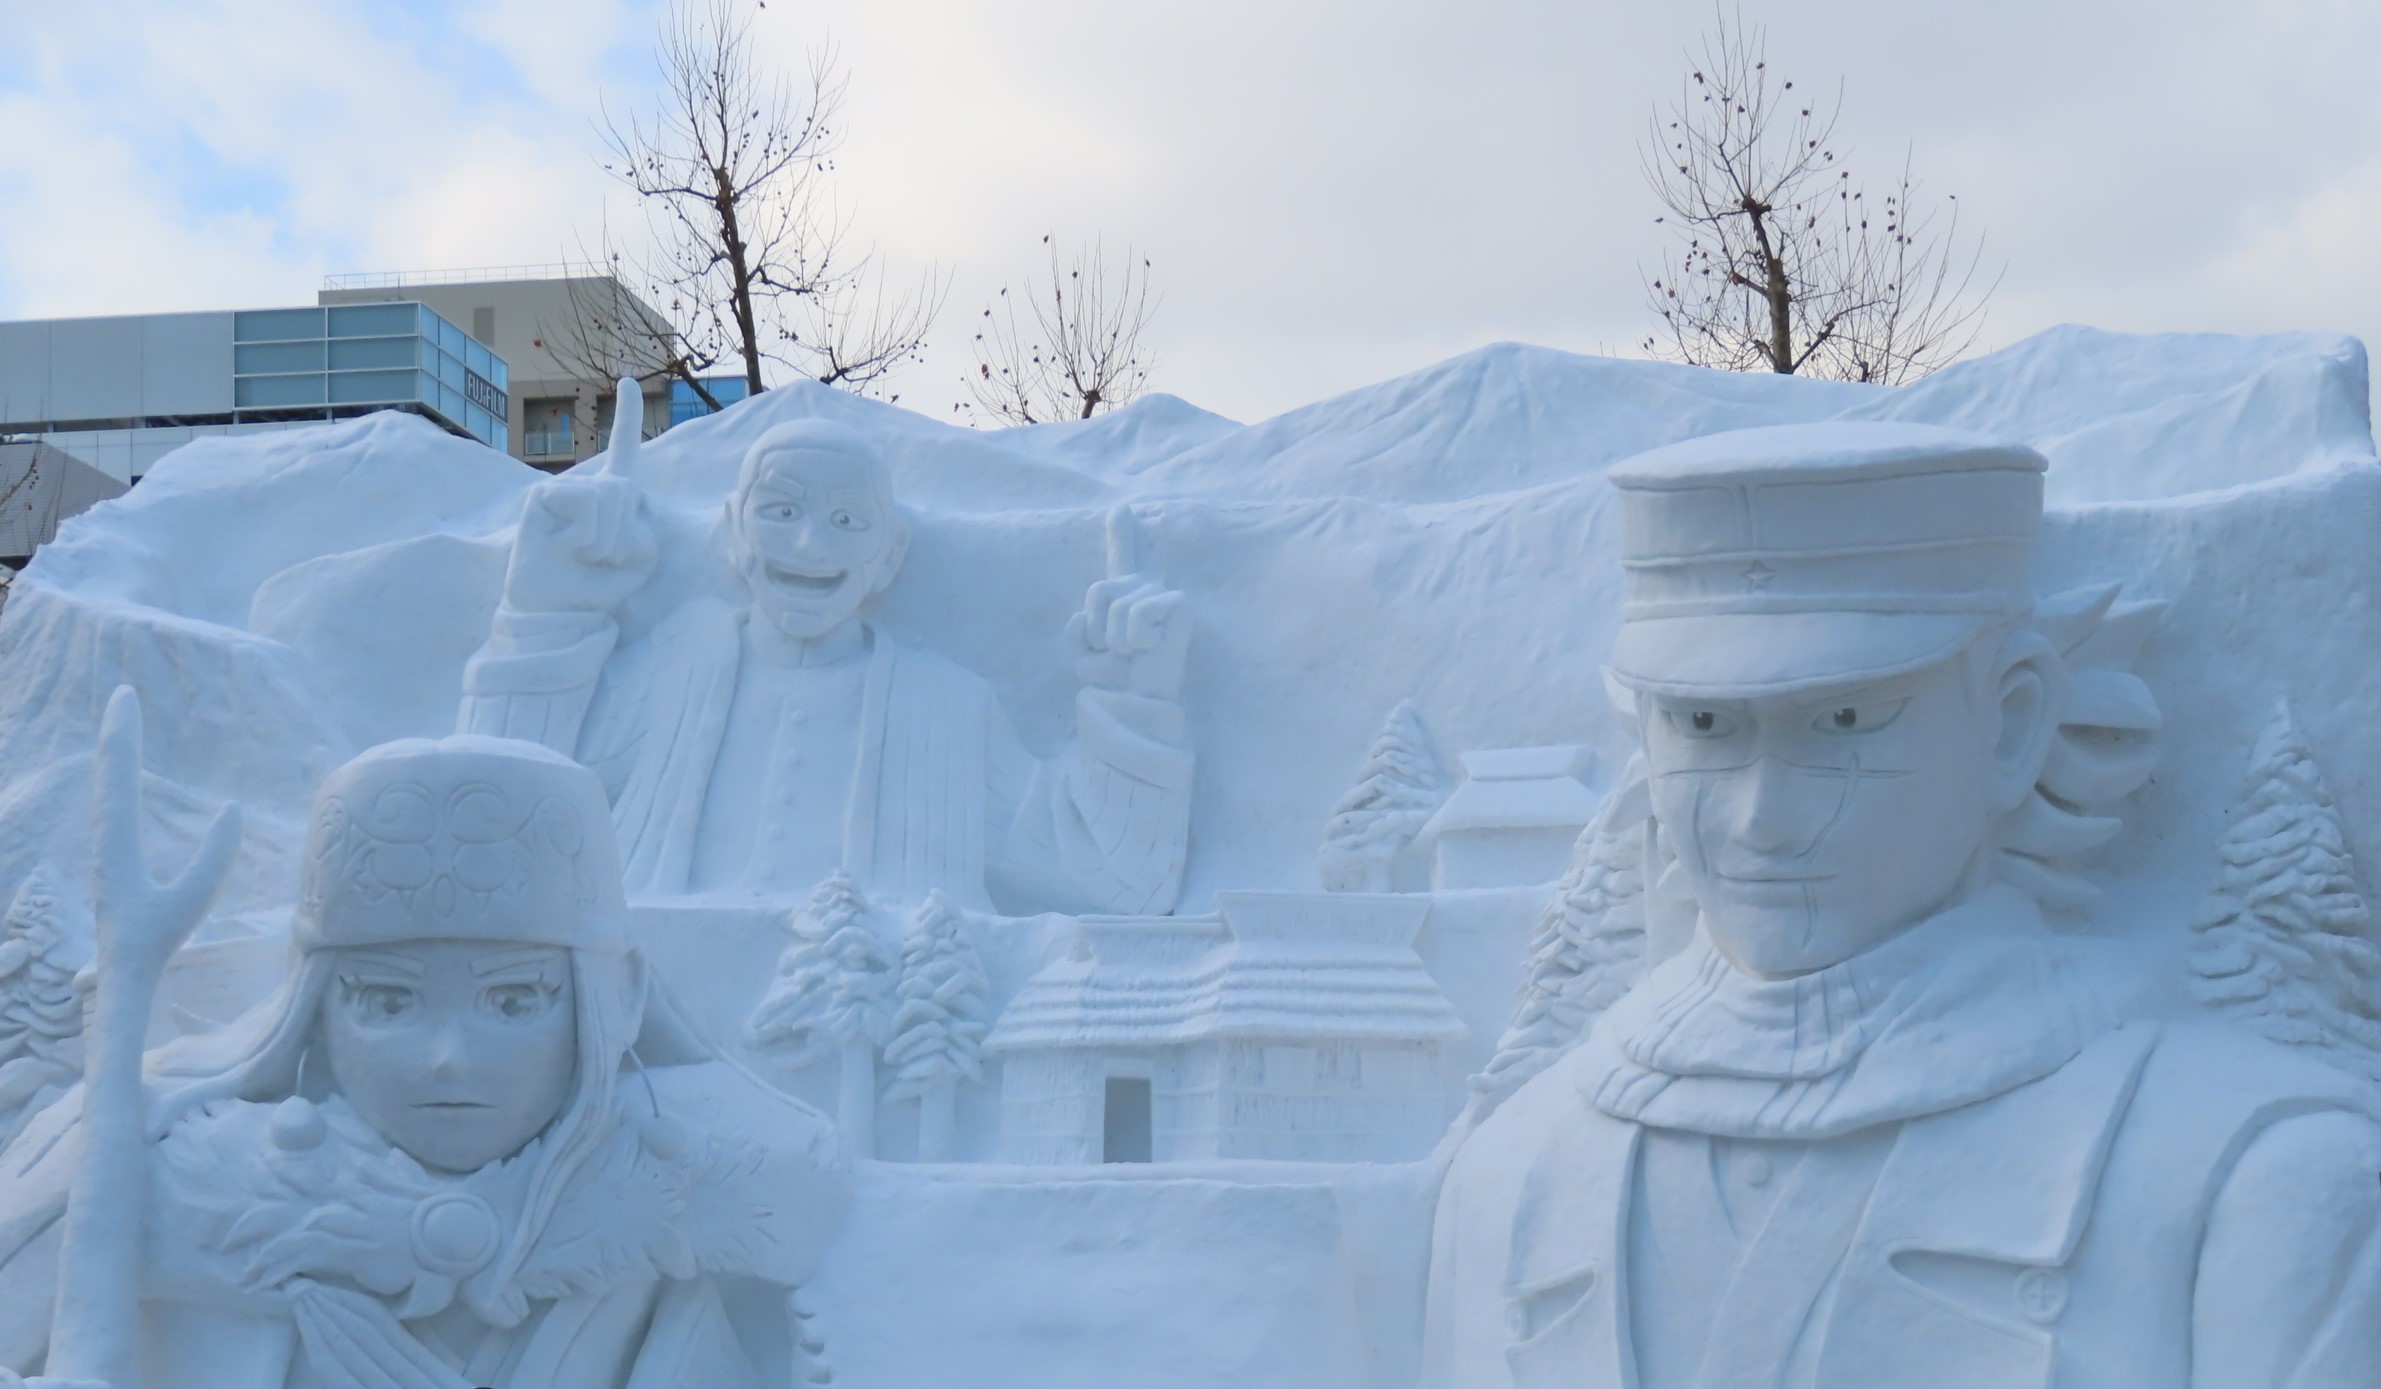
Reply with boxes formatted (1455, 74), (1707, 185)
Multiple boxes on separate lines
(468, 946), (564, 978)
(339, 950), (427, 979)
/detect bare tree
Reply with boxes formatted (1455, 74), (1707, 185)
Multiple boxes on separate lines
(593, 0), (940, 402)
(547, 234), (728, 413)
(964, 236), (1157, 425)
(1640, 9), (1995, 384)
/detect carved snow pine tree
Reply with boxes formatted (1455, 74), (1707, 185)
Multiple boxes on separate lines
(748, 871), (898, 1154)
(2190, 700), (2381, 1082)
(882, 892), (993, 1162)
(1319, 700), (1445, 892)
(1463, 773), (1650, 1126)
(0, 868), (92, 1153)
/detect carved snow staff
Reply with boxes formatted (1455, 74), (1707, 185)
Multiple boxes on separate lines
(1423, 423), (2381, 1389)
(0, 724), (848, 1389)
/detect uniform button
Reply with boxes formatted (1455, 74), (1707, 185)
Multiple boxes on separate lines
(2014, 1268), (2067, 1324)
(1736, 1153), (1773, 1189)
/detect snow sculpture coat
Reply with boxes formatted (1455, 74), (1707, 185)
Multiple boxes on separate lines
(1423, 1022), (2381, 1388)
(460, 602), (1193, 915)
(0, 1056), (844, 1388)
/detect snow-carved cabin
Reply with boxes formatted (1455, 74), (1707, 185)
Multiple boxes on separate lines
(1414, 744), (1600, 889)
(987, 891), (1464, 1164)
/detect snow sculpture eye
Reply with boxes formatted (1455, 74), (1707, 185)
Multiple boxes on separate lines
(343, 980), (418, 1024)
(482, 981), (554, 1022)
(1813, 699), (1907, 735)
(1664, 706), (1739, 739)
(764, 501), (801, 521)
(830, 508), (869, 532)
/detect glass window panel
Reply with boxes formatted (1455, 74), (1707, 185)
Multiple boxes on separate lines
(437, 317), (466, 356)
(419, 305), (439, 340)
(466, 340), (492, 377)
(439, 381), (466, 420)
(436, 351), (464, 389)
(467, 404), (494, 442)
(419, 373), (441, 411)
(329, 336), (416, 369)
(236, 374), (327, 407)
(233, 308), (323, 342)
(328, 369), (415, 404)
(327, 303), (417, 338)
(488, 355), (508, 390)
(234, 340), (325, 374)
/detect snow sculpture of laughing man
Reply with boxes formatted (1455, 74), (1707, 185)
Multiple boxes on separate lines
(1422, 423), (2381, 1389)
(0, 730), (847, 1389)
(460, 405), (1194, 915)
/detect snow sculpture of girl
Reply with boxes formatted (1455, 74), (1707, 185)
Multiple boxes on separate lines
(0, 696), (848, 1389)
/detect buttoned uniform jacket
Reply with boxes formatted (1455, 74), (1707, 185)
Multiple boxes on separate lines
(1421, 1021), (2381, 1389)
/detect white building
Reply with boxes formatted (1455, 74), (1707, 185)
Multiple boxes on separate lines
(0, 302), (509, 483)
(0, 442), (123, 567)
(1414, 744), (1600, 889)
(320, 266), (676, 470)
(988, 891), (1464, 1165)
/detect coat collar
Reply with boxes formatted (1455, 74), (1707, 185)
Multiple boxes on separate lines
(1578, 887), (2112, 1139)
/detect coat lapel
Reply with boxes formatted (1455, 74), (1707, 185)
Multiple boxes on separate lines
(1503, 1096), (1640, 1389)
(1686, 1124), (1898, 1389)
(1815, 1024), (2157, 1388)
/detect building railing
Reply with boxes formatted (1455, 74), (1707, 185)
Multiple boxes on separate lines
(323, 264), (608, 291)
(523, 429), (575, 457)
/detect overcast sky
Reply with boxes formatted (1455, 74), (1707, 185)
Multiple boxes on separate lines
(3, 0), (2377, 424)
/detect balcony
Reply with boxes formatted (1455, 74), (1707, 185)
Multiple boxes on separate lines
(523, 428), (575, 458)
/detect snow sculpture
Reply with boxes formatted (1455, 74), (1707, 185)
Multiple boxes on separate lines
(458, 384), (1195, 916)
(1413, 744), (1600, 890)
(989, 892), (1464, 1163)
(0, 703), (848, 1389)
(1319, 701), (1444, 892)
(0, 869), (90, 1155)
(746, 871), (896, 1156)
(2190, 699), (2381, 1083)
(1423, 424), (2381, 1388)
(882, 892), (992, 1162)
(1461, 772), (1649, 1126)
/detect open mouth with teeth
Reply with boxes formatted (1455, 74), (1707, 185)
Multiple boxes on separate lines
(765, 564), (850, 596)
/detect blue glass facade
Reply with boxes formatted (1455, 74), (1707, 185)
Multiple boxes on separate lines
(669, 374), (750, 427)
(231, 303), (509, 449)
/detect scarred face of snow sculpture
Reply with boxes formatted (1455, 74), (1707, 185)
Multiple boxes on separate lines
(1422, 423), (2381, 1389)
(0, 724), (848, 1389)
(461, 386), (1196, 915)
(1637, 644), (2048, 978)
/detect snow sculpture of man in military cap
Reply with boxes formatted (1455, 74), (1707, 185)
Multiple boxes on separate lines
(1423, 423), (2381, 1388)
(459, 397), (1193, 916)
(0, 715), (847, 1389)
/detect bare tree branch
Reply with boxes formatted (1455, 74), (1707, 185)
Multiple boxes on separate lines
(542, 223), (726, 411)
(964, 237), (1158, 426)
(588, 0), (940, 401)
(1638, 7), (1996, 384)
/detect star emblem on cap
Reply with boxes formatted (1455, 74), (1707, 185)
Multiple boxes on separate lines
(1742, 561), (1776, 592)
